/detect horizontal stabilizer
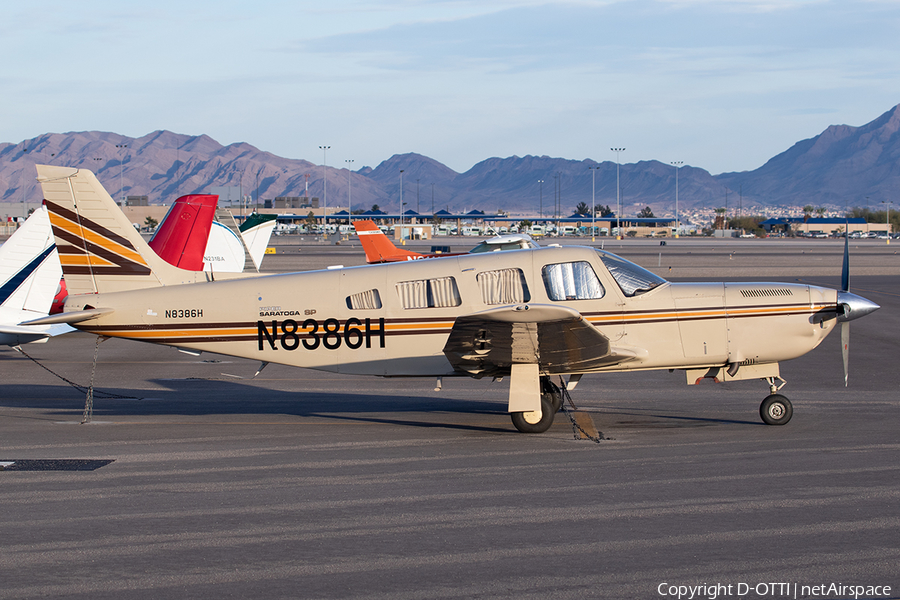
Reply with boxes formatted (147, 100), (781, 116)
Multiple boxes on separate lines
(19, 307), (114, 326)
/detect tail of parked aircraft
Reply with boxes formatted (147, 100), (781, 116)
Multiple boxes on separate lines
(203, 210), (276, 273)
(148, 194), (218, 271)
(353, 220), (425, 263)
(149, 196), (275, 274)
(238, 212), (277, 270)
(0, 206), (60, 315)
(0, 206), (72, 344)
(36, 165), (246, 297)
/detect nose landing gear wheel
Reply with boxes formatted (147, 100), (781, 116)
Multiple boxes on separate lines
(511, 395), (555, 433)
(760, 394), (793, 426)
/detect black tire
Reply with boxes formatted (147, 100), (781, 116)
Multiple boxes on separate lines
(511, 395), (555, 433)
(541, 377), (563, 413)
(760, 394), (793, 426)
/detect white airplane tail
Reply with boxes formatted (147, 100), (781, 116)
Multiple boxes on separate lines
(36, 165), (226, 296)
(0, 206), (72, 344)
(238, 213), (277, 271)
(0, 206), (60, 315)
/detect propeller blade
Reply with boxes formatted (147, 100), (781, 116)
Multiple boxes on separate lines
(841, 321), (850, 387)
(842, 220), (850, 292)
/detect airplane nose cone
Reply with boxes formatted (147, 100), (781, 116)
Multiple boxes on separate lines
(837, 291), (880, 322)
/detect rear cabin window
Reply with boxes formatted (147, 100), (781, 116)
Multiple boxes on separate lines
(346, 289), (383, 310)
(396, 276), (462, 309)
(542, 261), (605, 301)
(476, 268), (530, 305)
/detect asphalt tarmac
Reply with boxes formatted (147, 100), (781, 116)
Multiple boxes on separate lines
(1, 240), (898, 599)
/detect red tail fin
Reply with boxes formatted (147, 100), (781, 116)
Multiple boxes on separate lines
(353, 220), (425, 263)
(148, 195), (218, 270)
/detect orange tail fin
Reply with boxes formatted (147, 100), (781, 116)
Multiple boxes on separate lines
(353, 220), (425, 263)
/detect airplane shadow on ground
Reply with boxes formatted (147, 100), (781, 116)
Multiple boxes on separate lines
(0, 377), (765, 434)
(0, 379), (518, 434)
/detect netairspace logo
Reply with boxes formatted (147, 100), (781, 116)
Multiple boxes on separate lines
(657, 582), (893, 600)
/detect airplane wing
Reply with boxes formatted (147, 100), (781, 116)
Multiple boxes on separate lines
(442, 303), (638, 377)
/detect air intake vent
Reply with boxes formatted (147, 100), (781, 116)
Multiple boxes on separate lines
(740, 288), (794, 298)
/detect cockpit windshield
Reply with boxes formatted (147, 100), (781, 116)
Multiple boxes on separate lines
(597, 250), (667, 297)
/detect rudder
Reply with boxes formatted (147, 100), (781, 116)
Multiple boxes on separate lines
(36, 165), (217, 296)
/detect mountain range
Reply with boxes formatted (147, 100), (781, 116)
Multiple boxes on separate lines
(3, 104), (900, 217)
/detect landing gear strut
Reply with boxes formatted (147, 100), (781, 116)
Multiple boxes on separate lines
(510, 376), (563, 433)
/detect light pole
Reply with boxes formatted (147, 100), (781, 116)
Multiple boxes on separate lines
(866, 197), (870, 234)
(883, 201), (893, 244)
(431, 183), (435, 216)
(399, 169), (404, 241)
(319, 145), (330, 230)
(555, 171), (562, 220)
(671, 161), (683, 238)
(416, 178), (420, 214)
(538, 179), (544, 220)
(20, 145), (29, 219)
(611, 148), (625, 239)
(345, 159), (354, 222)
(117, 144), (128, 203)
(589, 166), (600, 241)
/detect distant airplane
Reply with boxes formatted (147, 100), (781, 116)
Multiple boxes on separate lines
(353, 219), (538, 263)
(149, 195), (276, 273)
(28, 165), (879, 433)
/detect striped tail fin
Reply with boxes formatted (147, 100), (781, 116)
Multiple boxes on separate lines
(36, 165), (220, 296)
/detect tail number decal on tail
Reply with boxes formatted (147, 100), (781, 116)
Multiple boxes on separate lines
(257, 318), (386, 351)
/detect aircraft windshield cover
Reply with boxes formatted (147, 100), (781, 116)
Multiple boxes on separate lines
(596, 250), (667, 297)
(469, 234), (539, 254)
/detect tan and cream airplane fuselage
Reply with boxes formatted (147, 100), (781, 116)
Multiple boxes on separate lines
(63, 245), (838, 380)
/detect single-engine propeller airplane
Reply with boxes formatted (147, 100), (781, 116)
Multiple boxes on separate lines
(353, 219), (538, 263)
(25, 165), (880, 433)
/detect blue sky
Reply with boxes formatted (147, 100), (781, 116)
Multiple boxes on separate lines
(2, 0), (899, 174)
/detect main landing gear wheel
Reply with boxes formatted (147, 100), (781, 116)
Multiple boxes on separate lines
(760, 394), (793, 426)
(511, 395), (556, 434)
(542, 376), (563, 413)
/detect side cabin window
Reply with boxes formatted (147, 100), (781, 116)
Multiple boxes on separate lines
(542, 261), (605, 301)
(476, 268), (530, 305)
(346, 289), (383, 310)
(396, 276), (462, 309)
